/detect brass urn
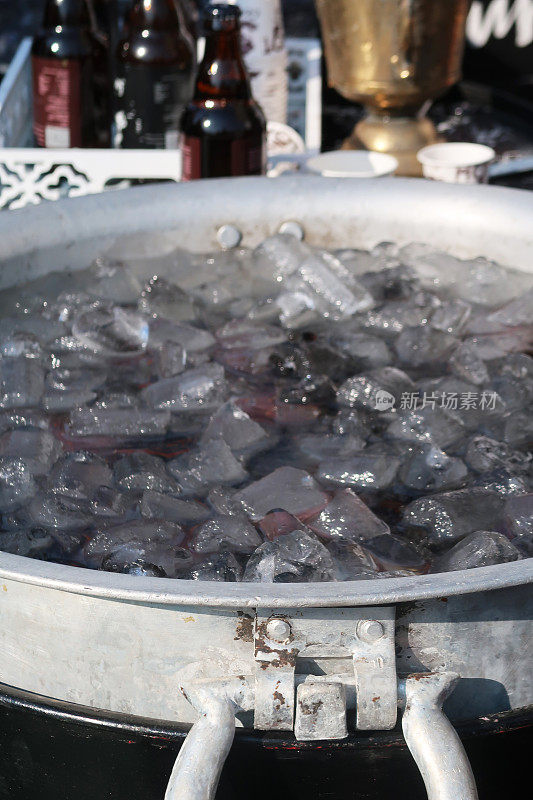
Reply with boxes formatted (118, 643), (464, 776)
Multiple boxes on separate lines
(315, 0), (472, 175)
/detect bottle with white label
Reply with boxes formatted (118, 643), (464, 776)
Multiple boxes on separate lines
(113, 0), (196, 149)
(32, 0), (99, 148)
(227, 0), (288, 124)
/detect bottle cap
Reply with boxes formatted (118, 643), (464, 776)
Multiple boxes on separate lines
(205, 3), (242, 31)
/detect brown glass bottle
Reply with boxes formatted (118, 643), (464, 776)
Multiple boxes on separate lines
(180, 3), (267, 180)
(114, 0), (195, 149)
(32, 0), (98, 148)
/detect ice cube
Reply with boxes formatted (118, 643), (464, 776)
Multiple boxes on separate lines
(463, 331), (531, 361)
(500, 494), (533, 556)
(306, 489), (390, 543)
(90, 486), (136, 522)
(394, 326), (458, 369)
(453, 258), (531, 307)
(43, 391), (98, 413)
(72, 305), (149, 356)
(275, 289), (317, 329)
(156, 341), (187, 378)
(140, 363), (227, 411)
(359, 265), (419, 302)
(27, 492), (94, 531)
(0, 357), (45, 409)
(243, 529), (336, 583)
(386, 407), (465, 449)
(465, 436), (531, 475)
(434, 531), (520, 572)
(207, 485), (244, 516)
(114, 453), (178, 494)
(317, 448), (401, 491)
(503, 410), (533, 448)
(80, 257), (143, 304)
(200, 401), (271, 458)
(487, 287), (533, 327)
(399, 444), (468, 493)
(139, 490), (210, 525)
(45, 367), (106, 394)
(362, 296), (437, 335)
(234, 466), (329, 522)
(102, 558), (168, 577)
(296, 433), (366, 464)
(327, 331), (392, 371)
(0, 529), (54, 558)
(139, 277), (196, 322)
(337, 367), (414, 411)
(186, 551), (242, 582)
(403, 488), (505, 545)
(332, 409), (369, 439)
(149, 319), (215, 353)
(449, 343), (489, 386)
(491, 371), (533, 413)
(48, 452), (112, 499)
(473, 470), (529, 497)
(85, 519), (187, 576)
(190, 514), (262, 554)
(0, 457), (37, 511)
(430, 300), (471, 334)
(252, 233), (308, 283)
(67, 407), (170, 438)
(257, 509), (303, 541)
(362, 533), (428, 573)
(0, 410), (50, 434)
(0, 331), (42, 359)
(296, 251), (374, 319)
(216, 320), (287, 350)
(328, 541), (380, 581)
(0, 429), (62, 476)
(168, 438), (248, 495)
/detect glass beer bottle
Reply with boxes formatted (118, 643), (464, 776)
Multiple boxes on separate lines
(180, 3), (267, 180)
(114, 0), (196, 149)
(32, 0), (98, 148)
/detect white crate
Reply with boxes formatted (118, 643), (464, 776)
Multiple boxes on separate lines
(0, 38), (182, 211)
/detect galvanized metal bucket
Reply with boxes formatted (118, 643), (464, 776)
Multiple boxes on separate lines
(0, 177), (532, 800)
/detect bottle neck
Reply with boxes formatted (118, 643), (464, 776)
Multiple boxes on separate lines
(43, 0), (90, 27)
(125, 0), (182, 30)
(195, 28), (251, 101)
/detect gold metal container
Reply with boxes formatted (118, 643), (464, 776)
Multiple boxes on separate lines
(315, 0), (472, 175)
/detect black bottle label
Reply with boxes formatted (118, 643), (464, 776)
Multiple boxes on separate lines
(181, 133), (266, 180)
(113, 63), (188, 148)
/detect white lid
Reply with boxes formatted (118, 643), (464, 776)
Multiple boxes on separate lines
(306, 150), (398, 178)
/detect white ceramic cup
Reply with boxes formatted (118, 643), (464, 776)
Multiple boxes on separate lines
(305, 150), (399, 178)
(417, 142), (496, 184)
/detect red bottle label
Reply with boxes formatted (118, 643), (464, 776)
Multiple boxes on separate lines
(181, 136), (202, 181)
(32, 57), (82, 148)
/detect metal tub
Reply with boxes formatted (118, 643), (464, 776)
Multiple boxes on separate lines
(0, 177), (532, 800)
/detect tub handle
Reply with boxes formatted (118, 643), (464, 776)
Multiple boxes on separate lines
(165, 671), (479, 800)
(399, 672), (479, 800)
(165, 677), (252, 800)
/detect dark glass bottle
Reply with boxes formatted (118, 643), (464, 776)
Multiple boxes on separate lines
(32, 0), (98, 148)
(113, 0), (195, 149)
(180, 3), (267, 180)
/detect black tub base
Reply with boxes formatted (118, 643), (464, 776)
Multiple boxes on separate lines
(0, 684), (531, 800)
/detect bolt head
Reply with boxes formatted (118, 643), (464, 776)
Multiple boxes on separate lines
(266, 618), (291, 642)
(278, 220), (305, 241)
(357, 620), (384, 644)
(216, 224), (242, 250)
